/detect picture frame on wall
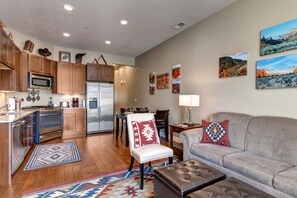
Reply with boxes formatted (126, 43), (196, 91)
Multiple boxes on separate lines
(149, 72), (156, 95)
(219, 52), (248, 78)
(59, 51), (71, 62)
(157, 73), (170, 89)
(256, 53), (297, 89)
(172, 64), (181, 93)
(260, 18), (297, 56)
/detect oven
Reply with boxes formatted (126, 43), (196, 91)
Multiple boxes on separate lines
(38, 109), (63, 143)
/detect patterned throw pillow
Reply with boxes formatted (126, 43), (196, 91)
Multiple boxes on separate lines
(202, 120), (230, 147)
(132, 120), (158, 148)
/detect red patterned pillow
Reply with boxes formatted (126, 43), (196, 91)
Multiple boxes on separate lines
(202, 120), (230, 147)
(132, 120), (158, 148)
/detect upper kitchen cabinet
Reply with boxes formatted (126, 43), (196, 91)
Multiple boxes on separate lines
(50, 61), (57, 94)
(0, 30), (15, 69)
(57, 62), (85, 94)
(42, 58), (53, 76)
(27, 54), (43, 74)
(86, 63), (114, 82)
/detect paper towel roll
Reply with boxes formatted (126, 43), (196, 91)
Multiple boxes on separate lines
(8, 98), (15, 111)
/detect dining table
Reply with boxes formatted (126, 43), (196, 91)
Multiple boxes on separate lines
(115, 112), (132, 147)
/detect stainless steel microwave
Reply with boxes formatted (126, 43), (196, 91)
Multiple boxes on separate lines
(28, 73), (54, 89)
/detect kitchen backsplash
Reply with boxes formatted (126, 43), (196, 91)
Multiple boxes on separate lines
(6, 90), (86, 108)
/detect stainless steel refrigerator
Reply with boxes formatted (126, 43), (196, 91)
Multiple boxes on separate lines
(86, 82), (114, 134)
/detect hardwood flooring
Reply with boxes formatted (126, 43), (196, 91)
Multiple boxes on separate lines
(0, 133), (142, 197)
(0, 132), (169, 198)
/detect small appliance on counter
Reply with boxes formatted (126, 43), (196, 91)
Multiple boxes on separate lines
(60, 101), (69, 108)
(72, 98), (79, 107)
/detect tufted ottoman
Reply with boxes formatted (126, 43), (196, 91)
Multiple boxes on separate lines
(187, 177), (275, 198)
(154, 160), (226, 198)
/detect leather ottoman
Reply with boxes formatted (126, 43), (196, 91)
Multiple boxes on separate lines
(187, 177), (275, 198)
(154, 160), (226, 198)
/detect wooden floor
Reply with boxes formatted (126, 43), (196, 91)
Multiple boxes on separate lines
(1, 132), (169, 198)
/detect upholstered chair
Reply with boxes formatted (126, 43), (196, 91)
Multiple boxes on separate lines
(126, 113), (173, 190)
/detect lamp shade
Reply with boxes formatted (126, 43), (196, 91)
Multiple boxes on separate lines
(179, 95), (200, 107)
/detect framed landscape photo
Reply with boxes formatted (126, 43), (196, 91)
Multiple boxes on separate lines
(149, 72), (155, 95)
(260, 18), (297, 56)
(59, 51), (71, 62)
(219, 52), (248, 78)
(156, 73), (169, 89)
(172, 64), (181, 93)
(256, 53), (297, 89)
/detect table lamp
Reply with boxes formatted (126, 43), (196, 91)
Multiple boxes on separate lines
(179, 95), (200, 125)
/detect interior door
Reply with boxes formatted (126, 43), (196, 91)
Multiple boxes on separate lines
(87, 82), (100, 134)
(99, 83), (114, 131)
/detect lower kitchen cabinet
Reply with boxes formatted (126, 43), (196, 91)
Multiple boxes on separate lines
(63, 108), (86, 139)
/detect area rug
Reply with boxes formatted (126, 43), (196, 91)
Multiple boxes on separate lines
(24, 141), (81, 171)
(23, 160), (174, 198)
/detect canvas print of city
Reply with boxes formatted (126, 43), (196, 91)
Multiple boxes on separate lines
(260, 18), (297, 56)
(219, 52), (248, 78)
(256, 54), (297, 89)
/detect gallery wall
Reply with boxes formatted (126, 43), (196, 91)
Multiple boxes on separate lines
(134, 0), (297, 123)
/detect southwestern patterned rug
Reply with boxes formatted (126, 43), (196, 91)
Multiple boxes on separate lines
(24, 142), (81, 171)
(23, 160), (173, 198)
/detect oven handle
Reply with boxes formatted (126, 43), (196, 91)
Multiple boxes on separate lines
(40, 113), (62, 117)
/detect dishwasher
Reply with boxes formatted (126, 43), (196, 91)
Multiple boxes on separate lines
(11, 114), (35, 174)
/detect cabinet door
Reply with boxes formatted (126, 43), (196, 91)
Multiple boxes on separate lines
(57, 62), (73, 93)
(19, 52), (28, 92)
(28, 54), (43, 73)
(72, 64), (86, 94)
(86, 63), (100, 81)
(0, 32), (7, 64)
(42, 58), (52, 75)
(75, 109), (86, 133)
(63, 110), (76, 139)
(14, 49), (21, 91)
(100, 65), (114, 82)
(0, 70), (15, 91)
(50, 61), (57, 94)
(6, 40), (15, 69)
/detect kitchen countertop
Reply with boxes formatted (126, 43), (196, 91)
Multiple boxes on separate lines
(0, 110), (37, 123)
(62, 107), (87, 109)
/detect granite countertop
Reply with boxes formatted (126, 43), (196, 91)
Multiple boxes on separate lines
(0, 109), (37, 123)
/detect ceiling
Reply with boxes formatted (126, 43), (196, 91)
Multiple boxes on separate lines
(0, 0), (236, 57)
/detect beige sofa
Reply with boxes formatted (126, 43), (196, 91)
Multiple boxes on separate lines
(180, 112), (297, 198)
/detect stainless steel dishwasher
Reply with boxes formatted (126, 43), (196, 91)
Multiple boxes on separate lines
(11, 114), (34, 174)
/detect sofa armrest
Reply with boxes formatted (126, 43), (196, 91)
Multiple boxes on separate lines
(180, 128), (203, 160)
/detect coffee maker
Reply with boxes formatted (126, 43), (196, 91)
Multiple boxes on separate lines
(72, 98), (79, 107)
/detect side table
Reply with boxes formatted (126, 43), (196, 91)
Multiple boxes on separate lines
(169, 123), (203, 159)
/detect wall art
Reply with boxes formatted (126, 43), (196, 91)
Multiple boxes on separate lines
(260, 18), (297, 56)
(256, 53), (297, 89)
(172, 64), (180, 93)
(149, 72), (155, 95)
(157, 73), (169, 89)
(59, 51), (71, 62)
(219, 52), (248, 78)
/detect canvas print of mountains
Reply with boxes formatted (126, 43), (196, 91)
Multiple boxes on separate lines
(219, 52), (248, 78)
(260, 18), (297, 56)
(256, 54), (297, 89)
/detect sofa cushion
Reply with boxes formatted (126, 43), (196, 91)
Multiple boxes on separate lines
(190, 143), (241, 166)
(202, 120), (230, 147)
(274, 166), (297, 198)
(245, 116), (297, 165)
(210, 112), (253, 150)
(223, 151), (292, 187)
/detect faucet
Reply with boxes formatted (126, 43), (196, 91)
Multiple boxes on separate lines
(0, 104), (10, 111)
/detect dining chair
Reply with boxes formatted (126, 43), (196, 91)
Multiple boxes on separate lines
(155, 109), (170, 141)
(126, 113), (173, 190)
(120, 107), (133, 139)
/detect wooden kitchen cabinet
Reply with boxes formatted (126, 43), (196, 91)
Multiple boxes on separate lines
(63, 108), (86, 139)
(28, 54), (43, 74)
(0, 31), (15, 69)
(50, 60), (57, 93)
(57, 62), (86, 94)
(86, 63), (114, 82)
(19, 52), (28, 92)
(42, 58), (53, 75)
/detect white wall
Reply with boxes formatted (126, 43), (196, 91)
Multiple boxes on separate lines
(134, 0), (297, 123)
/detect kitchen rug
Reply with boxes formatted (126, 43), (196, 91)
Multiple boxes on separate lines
(23, 141), (81, 171)
(22, 160), (176, 198)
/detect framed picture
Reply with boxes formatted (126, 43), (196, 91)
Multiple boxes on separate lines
(172, 64), (180, 93)
(149, 72), (155, 95)
(256, 53), (297, 89)
(219, 52), (248, 78)
(59, 51), (71, 62)
(260, 18), (297, 56)
(157, 73), (170, 89)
